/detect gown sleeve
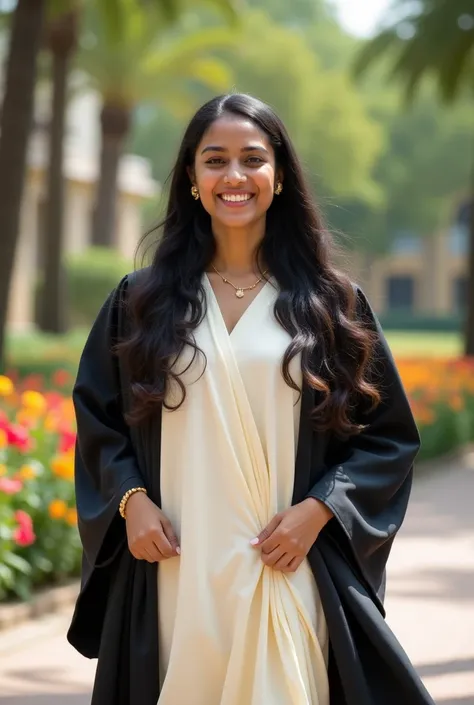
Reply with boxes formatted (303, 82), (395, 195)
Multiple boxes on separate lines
(306, 286), (421, 602)
(72, 273), (145, 571)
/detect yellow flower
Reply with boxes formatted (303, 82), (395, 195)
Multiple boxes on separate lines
(21, 390), (47, 416)
(66, 508), (78, 526)
(0, 464), (7, 477)
(48, 499), (68, 520)
(18, 464), (36, 481)
(0, 375), (14, 396)
(51, 454), (74, 481)
(0, 429), (7, 449)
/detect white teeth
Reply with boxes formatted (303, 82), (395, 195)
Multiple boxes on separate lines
(221, 193), (252, 202)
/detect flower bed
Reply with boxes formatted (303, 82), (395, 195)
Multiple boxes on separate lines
(397, 357), (474, 461)
(0, 372), (81, 601)
(1, 356), (474, 602)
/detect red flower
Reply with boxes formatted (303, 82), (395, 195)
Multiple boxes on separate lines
(52, 369), (71, 388)
(13, 510), (35, 547)
(0, 477), (23, 494)
(6, 424), (31, 452)
(59, 429), (76, 454)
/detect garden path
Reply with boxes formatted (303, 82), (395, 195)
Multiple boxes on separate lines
(0, 456), (472, 704)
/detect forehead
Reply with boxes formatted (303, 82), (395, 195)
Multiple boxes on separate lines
(197, 115), (272, 152)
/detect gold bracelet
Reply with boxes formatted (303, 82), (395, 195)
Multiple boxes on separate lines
(119, 486), (147, 519)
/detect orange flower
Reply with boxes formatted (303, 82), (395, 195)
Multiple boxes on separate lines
(21, 390), (47, 416)
(44, 411), (60, 433)
(0, 375), (14, 397)
(51, 453), (74, 481)
(48, 499), (68, 520)
(449, 394), (464, 411)
(18, 464), (37, 481)
(66, 508), (78, 526)
(0, 428), (7, 449)
(16, 409), (38, 428)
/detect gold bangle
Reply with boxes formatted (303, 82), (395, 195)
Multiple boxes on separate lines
(119, 486), (147, 519)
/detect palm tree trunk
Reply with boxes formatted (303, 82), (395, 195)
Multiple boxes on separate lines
(464, 185), (474, 356)
(91, 104), (131, 248)
(0, 0), (46, 371)
(39, 11), (78, 333)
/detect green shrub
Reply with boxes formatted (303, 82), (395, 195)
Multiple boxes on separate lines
(66, 247), (132, 327)
(380, 312), (463, 332)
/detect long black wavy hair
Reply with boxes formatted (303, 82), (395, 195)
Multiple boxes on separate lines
(118, 93), (380, 437)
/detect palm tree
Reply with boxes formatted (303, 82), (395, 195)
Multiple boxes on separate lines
(0, 0), (46, 371)
(39, 6), (80, 334)
(353, 0), (474, 353)
(78, 0), (237, 248)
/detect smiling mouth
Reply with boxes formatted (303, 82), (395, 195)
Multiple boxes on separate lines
(217, 193), (255, 206)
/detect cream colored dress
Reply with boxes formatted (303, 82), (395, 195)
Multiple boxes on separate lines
(157, 275), (329, 705)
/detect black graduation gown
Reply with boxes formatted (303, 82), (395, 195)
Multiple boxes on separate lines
(67, 271), (435, 705)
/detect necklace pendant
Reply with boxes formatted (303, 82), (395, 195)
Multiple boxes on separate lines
(236, 289), (245, 299)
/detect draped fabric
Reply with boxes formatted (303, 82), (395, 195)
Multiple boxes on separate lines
(67, 268), (435, 705)
(158, 276), (328, 704)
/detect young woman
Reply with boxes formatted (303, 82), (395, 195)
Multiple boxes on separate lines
(68, 93), (435, 705)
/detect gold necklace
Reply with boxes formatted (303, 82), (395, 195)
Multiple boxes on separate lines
(211, 264), (269, 298)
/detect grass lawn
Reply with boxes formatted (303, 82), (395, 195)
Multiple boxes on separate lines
(4, 328), (463, 376)
(385, 330), (462, 358)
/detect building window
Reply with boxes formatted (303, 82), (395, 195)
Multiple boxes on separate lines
(387, 276), (415, 311)
(453, 276), (468, 311)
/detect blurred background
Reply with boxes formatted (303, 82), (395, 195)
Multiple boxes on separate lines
(0, 1), (473, 703)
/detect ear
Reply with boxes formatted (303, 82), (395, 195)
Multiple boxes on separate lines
(187, 166), (195, 184)
(276, 168), (284, 185)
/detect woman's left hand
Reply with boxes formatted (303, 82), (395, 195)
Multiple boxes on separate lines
(251, 499), (334, 573)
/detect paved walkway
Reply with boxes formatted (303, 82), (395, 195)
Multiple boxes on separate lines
(0, 456), (473, 704)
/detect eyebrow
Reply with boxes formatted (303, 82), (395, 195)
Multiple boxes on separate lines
(200, 145), (269, 155)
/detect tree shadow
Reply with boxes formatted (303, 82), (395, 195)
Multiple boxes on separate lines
(388, 567), (474, 603)
(416, 657), (474, 678)
(405, 458), (474, 540)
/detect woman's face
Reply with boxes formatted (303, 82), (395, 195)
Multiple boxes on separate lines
(190, 114), (281, 231)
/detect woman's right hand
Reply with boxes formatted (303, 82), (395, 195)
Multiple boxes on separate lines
(125, 492), (180, 563)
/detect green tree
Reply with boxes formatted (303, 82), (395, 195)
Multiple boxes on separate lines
(78, 0), (237, 248)
(230, 12), (384, 236)
(354, 0), (474, 353)
(0, 0), (46, 371)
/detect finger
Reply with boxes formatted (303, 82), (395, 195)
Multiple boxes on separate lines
(144, 542), (164, 563)
(281, 556), (304, 573)
(272, 552), (293, 572)
(261, 546), (286, 568)
(251, 514), (282, 548)
(152, 526), (178, 559)
(142, 547), (159, 563)
(161, 518), (181, 556)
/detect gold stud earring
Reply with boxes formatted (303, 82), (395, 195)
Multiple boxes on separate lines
(274, 182), (283, 196)
(191, 185), (200, 200)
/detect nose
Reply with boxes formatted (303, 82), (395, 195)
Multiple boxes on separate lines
(224, 161), (246, 185)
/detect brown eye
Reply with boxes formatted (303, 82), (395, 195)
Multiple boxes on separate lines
(206, 158), (225, 165)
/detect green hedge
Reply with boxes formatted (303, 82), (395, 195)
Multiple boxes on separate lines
(379, 312), (463, 332)
(66, 247), (132, 327)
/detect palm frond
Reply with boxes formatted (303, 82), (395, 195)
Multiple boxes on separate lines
(354, 0), (474, 103)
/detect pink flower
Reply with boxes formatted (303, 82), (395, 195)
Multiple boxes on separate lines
(13, 510), (35, 547)
(0, 476), (23, 494)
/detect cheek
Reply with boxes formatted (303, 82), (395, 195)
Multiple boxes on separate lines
(197, 172), (219, 209)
